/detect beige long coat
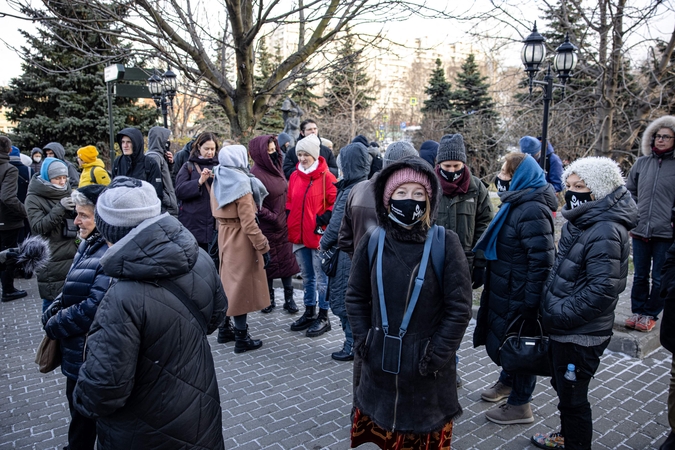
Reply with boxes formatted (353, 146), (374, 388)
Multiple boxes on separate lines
(211, 192), (270, 316)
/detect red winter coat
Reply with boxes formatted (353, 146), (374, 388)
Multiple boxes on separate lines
(286, 156), (337, 249)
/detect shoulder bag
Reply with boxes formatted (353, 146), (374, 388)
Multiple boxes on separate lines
(35, 334), (61, 373)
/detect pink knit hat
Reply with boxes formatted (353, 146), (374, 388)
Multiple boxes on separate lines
(383, 167), (433, 208)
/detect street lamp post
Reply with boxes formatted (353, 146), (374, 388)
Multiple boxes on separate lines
(521, 23), (578, 172)
(147, 67), (178, 129)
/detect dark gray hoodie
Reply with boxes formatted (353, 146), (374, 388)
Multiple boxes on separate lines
(146, 127), (178, 216)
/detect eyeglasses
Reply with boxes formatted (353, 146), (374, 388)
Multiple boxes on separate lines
(655, 134), (674, 141)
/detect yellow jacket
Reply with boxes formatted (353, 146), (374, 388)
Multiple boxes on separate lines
(78, 159), (111, 187)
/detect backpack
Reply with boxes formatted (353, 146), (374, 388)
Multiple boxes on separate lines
(89, 166), (112, 185)
(367, 225), (446, 286)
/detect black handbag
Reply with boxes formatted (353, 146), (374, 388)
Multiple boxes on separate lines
(62, 217), (78, 238)
(320, 246), (340, 277)
(498, 315), (551, 377)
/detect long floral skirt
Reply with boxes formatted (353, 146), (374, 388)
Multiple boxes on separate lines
(350, 407), (453, 450)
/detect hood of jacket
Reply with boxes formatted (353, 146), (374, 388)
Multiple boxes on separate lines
(100, 213), (199, 280)
(147, 126), (171, 156)
(249, 135), (283, 177)
(116, 128), (145, 162)
(43, 142), (66, 160)
(374, 156), (441, 242)
(641, 115), (675, 156)
(564, 186), (637, 231)
(27, 173), (72, 200)
(339, 143), (370, 185)
(506, 183), (558, 211)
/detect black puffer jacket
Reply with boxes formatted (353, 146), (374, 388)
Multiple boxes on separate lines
(660, 241), (675, 353)
(73, 214), (227, 450)
(542, 187), (637, 336)
(44, 233), (110, 380)
(473, 184), (557, 365)
(345, 157), (472, 433)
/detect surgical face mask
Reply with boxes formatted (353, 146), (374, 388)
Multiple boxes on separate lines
(389, 199), (427, 227)
(565, 190), (593, 209)
(33, 155), (42, 163)
(440, 166), (464, 182)
(495, 177), (510, 193)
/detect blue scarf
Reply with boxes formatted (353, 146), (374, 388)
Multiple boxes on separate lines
(473, 155), (548, 260)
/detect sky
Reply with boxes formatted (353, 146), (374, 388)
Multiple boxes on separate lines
(0, 0), (672, 86)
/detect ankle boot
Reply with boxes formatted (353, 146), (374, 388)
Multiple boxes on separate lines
(283, 287), (298, 314)
(217, 317), (235, 343)
(290, 305), (316, 331)
(233, 325), (263, 353)
(306, 308), (331, 337)
(331, 341), (354, 361)
(261, 288), (275, 314)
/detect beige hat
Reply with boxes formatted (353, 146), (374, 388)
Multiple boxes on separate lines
(296, 134), (321, 160)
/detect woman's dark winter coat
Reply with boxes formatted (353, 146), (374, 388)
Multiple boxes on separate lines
(542, 187), (637, 336)
(44, 232), (110, 380)
(249, 135), (300, 279)
(0, 152), (27, 231)
(111, 128), (163, 202)
(345, 157), (472, 433)
(73, 214), (227, 450)
(175, 155), (218, 245)
(25, 175), (78, 300)
(473, 183), (557, 366)
(660, 241), (675, 353)
(321, 143), (370, 316)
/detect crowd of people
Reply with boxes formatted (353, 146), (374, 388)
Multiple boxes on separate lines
(0, 114), (674, 450)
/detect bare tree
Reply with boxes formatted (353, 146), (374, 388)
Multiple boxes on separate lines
(7, 0), (464, 141)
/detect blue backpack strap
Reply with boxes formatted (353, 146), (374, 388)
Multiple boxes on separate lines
(431, 225), (445, 287)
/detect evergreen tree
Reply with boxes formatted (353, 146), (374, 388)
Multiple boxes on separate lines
(448, 54), (497, 129)
(421, 58), (453, 114)
(1, 4), (157, 163)
(288, 64), (321, 114)
(255, 38), (284, 134)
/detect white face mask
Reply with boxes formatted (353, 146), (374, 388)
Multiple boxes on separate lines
(33, 155), (42, 163)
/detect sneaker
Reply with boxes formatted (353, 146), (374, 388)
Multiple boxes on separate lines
(635, 315), (656, 332)
(485, 402), (534, 425)
(625, 313), (640, 329)
(531, 431), (565, 449)
(480, 380), (512, 402)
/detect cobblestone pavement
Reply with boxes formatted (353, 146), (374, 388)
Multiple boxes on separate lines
(1, 278), (671, 449)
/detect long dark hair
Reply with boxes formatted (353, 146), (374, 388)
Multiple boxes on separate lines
(190, 132), (221, 158)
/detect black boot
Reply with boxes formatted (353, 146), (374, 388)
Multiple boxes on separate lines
(290, 305), (316, 331)
(283, 287), (298, 314)
(233, 325), (263, 353)
(1, 269), (26, 302)
(261, 287), (275, 313)
(331, 341), (354, 361)
(306, 308), (331, 337)
(217, 317), (235, 343)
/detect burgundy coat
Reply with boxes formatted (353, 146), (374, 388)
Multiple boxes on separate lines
(175, 155), (218, 245)
(249, 135), (300, 279)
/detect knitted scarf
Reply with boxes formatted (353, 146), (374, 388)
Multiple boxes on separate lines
(436, 165), (471, 197)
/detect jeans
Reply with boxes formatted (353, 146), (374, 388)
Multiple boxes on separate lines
(66, 377), (97, 450)
(499, 370), (536, 406)
(631, 237), (672, 318)
(294, 247), (329, 310)
(549, 339), (609, 450)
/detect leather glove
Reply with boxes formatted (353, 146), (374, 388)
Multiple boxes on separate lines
(471, 266), (485, 289)
(60, 197), (75, 211)
(262, 252), (270, 269)
(42, 299), (63, 327)
(315, 210), (332, 226)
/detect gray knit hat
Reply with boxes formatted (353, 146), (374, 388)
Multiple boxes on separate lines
(562, 157), (625, 201)
(383, 141), (418, 168)
(46, 159), (68, 180)
(95, 176), (162, 244)
(436, 134), (466, 164)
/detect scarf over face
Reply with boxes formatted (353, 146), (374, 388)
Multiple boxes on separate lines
(212, 145), (268, 209)
(435, 164), (471, 197)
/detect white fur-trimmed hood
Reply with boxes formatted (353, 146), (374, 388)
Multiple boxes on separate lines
(641, 115), (675, 156)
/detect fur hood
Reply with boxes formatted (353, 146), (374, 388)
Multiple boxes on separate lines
(563, 156), (625, 201)
(641, 115), (675, 156)
(374, 156), (441, 242)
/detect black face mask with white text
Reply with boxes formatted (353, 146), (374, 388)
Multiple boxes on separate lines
(440, 166), (464, 182)
(565, 190), (593, 209)
(495, 177), (510, 193)
(389, 199), (427, 227)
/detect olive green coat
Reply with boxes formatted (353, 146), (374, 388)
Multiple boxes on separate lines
(435, 175), (493, 270)
(25, 175), (78, 300)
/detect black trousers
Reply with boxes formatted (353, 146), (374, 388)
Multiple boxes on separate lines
(66, 377), (97, 450)
(549, 339), (609, 450)
(0, 228), (19, 292)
